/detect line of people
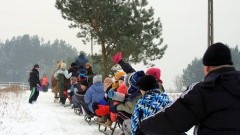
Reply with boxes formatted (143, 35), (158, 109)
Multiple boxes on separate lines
(49, 50), (174, 135)
(28, 42), (240, 135)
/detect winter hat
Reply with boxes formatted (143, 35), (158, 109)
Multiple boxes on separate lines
(114, 71), (126, 81)
(128, 71), (145, 94)
(71, 62), (77, 67)
(34, 64), (39, 68)
(85, 63), (92, 67)
(80, 79), (89, 87)
(93, 74), (102, 84)
(117, 83), (128, 95)
(146, 67), (162, 83)
(136, 75), (158, 91)
(203, 42), (233, 66)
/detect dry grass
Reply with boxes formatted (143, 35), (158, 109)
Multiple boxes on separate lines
(0, 85), (25, 93)
(0, 85), (29, 121)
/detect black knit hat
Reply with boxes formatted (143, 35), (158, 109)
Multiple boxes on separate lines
(202, 42), (233, 66)
(34, 64), (40, 68)
(136, 75), (158, 91)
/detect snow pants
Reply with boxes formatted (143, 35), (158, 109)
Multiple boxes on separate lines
(29, 86), (39, 103)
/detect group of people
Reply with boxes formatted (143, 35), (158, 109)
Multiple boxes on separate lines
(27, 43), (240, 135)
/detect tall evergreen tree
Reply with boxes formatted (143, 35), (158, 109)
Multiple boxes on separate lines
(55, 0), (167, 76)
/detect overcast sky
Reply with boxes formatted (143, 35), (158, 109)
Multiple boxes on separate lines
(0, 0), (240, 89)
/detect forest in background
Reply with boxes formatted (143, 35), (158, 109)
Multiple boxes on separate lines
(0, 34), (78, 82)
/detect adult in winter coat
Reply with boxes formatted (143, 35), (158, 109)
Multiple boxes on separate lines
(28, 64), (41, 104)
(141, 43), (240, 135)
(54, 62), (72, 105)
(83, 75), (105, 115)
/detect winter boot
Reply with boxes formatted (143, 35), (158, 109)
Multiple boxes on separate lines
(111, 52), (122, 64)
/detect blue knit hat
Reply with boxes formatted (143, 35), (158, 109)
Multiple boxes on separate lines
(128, 71), (145, 94)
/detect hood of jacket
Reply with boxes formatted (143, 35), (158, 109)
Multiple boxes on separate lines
(202, 67), (240, 97)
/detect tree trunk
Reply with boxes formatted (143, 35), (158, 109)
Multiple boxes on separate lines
(100, 39), (107, 77)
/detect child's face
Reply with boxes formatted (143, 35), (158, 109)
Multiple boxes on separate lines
(71, 80), (77, 85)
(80, 85), (87, 90)
(104, 83), (111, 91)
(118, 80), (124, 85)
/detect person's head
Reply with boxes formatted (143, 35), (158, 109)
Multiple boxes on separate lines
(85, 63), (92, 69)
(33, 64), (40, 71)
(118, 76), (124, 85)
(71, 62), (77, 67)
(93, 74), (102, 84)
(80, 79), (89, 90)
(202, 42), (233, 75)
(136, 75), (158, 95)
(146, 67), (162, 83)
(103, 77), (113, 90)
(56, 61), (61, 69)
(70, 76), (78, 84)
(60, 62), (67, 70)
(128, 70), (145, 94)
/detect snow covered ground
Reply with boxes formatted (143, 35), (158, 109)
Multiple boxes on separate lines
(0, 89), (193, 135)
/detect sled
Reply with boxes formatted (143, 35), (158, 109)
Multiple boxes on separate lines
(98, 121), (120, 135)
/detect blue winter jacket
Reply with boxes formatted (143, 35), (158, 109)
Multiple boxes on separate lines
(84, 82), (104, 113)
(131, 90), (171, 135)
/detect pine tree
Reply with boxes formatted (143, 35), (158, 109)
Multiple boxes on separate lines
(56, 0), (167, 76)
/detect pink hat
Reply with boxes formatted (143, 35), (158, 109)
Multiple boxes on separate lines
(146, 67), (162, 83)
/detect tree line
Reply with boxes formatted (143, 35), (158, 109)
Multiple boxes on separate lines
(174, 45), (240, 92)
(0, 34), (78, 82)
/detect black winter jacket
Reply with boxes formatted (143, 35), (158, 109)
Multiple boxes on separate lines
(141, 67), (240, 135)
(29, 68), (40, 87)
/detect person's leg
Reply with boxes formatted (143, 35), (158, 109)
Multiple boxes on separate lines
(122, 119), (132, 135)
(117, 111), (132, 125)
(81, 101), (93, 117)
(33, 90), (39, 101)
(29, 87), (36, 103)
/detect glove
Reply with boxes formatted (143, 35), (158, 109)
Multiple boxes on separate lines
(37, 84), (42, 91)
(108, 89), (116, 98)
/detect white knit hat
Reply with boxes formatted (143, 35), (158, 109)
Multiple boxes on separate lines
(93, 74), (102, 84)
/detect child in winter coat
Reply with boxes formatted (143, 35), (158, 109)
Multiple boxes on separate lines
(83, 75), (105, 117)
(130, 75), (171, 135)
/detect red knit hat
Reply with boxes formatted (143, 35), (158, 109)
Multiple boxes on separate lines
(146, 67), (162, 83)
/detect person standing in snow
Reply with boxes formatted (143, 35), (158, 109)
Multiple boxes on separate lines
(54, 61), (72, 105)
(141, 43), (240, 135)
(28, 64), (41, 104)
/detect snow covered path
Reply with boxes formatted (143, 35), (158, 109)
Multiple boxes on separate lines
(0, 90), (193, 135)
(0, 90), (120, 135)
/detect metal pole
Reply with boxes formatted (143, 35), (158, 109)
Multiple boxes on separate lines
(208, 0), (214, 47)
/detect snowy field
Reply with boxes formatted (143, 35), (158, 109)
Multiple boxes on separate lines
(0, 88), (193, 135)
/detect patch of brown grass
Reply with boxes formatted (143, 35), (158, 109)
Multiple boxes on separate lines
(0, 85), (25, 93)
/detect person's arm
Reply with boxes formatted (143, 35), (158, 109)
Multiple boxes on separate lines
(118, 60), (135, 74)
(131, 99), (142, 135)
(64, 70), (72, 79)
(141, 83), (204, 135)
(84, 87), (92, 104)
